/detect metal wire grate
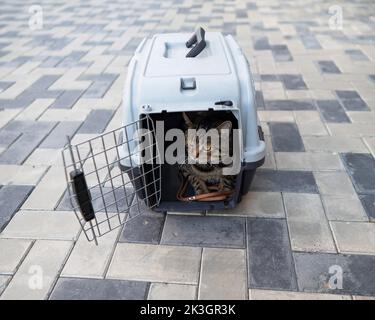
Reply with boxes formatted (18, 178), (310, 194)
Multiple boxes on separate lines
(62, 115), (161, 244)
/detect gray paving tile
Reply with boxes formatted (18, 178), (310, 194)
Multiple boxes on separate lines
(247, 218), (297, 290)
(0, 275), (10, 295)
(50, 90), (85, 109)
(317, 100), (350, 123)
(265, 99), (316, 110)
(0, 81), (13, 93)
(294, 252), (375, 296)
(280, 74), (307, 90)
(336, 90), (361, 99)
(341, 153), (375, 194)
(0, 185), (33, 231)
(359, 194), (375, 221)
(317, 60), (341, 74)
(271, 45), (293, 61)
(81, 74), (118, 98)
(161, 215), (245, 248)
(251, 169), (319, 193)
(119, 214), (165, 244)
(300, 34), (321, 49)
(255, 90), (265, 109)
(78, 109), (114, 134)
(253, 36), (270, 50)
(40, 121), (81, 148)
(345, 49), (369, 61)
(341, 98), (369, 111)
(0, 130), (21, 148)
(269, 122), (304, 152)
(50, 277), (149, 300)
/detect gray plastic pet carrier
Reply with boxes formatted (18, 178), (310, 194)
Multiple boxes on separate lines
(63, 28), (265, 243)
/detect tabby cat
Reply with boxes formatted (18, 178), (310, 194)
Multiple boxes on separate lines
(179, 112), (236, 196)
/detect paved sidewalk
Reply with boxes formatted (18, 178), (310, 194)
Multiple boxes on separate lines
(1, 0), (375, 300)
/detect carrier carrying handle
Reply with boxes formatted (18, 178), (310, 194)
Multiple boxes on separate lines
(186, 27), (206, 58)
(70, 170), (95, 222)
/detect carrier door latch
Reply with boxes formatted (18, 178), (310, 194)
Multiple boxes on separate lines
(186, 27), (206, 58)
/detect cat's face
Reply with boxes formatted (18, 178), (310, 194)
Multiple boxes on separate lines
(183, 113), (232, 164)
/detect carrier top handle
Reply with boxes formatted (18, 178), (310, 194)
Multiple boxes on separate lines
(186, 27), (206, 58)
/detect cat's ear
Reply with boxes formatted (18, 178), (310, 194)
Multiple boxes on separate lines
(217, 121), (232, 132)
(182, 112), (194, 128)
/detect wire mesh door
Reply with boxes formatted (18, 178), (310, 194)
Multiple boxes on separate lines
(62, 115), (161, 244)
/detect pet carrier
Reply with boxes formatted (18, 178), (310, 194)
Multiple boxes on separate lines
(63, 27), (265, 243)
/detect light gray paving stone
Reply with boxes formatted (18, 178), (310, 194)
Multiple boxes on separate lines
(275, 152), (344, 171)
(322, 195), (368, 222)
(50, 277), (149, 300)
(0, 239), (32, 274)
(0, 165), (47, 185)
(284, 193), (336, 253)
(0, 240), (72, 300)
(0, 210), (80, 241)
(314, 171), (357, 195)
(294, 111), (328, 136)
(61, 226), (120, 278)
(210, 192), (284, 218)
(0, 276), (10, 295)
(303, 136), (368, 153)
(331, 222), (375, 254)
(198, 248), (247, 300)
(107, 243), (201, 284)
(249, 289), (351, 300)
(0, 185), (34, 232)
(148, 283), (196, 300)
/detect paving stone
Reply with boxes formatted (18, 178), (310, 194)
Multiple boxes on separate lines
(265, 99), (316, 110)
(148, 283), (196, 300)
(303, 136), (368, 153)
(161, 215), (245, 248)
(199, 248), (247, 300)
(294, 110), (328, 135)
(317, 60), (341, 74)
(271, 45), (293, 61)
(314, 171), (356, 195)
(341, 153), (375, 194)
(50, 277), (148, 300)
(107, 243), (201, 284)
(50, 90), (84, 109)
(322, 195), (368, 222)
(249, 289), (351, 300)
(331, 222), (375, 254)
(62, 227), (120, 278)
(336, 90), (361, 100)
(0, 130), (21, 148)
(0, 240), (72, 300)
(0, 276), (10, 296)
(359, 194), (375, 221)
(341, 98), (369, 111)
(269, 122), (304, 152)
(24, 148), (63, 166)
(78, 109), (114, 134)
(345, 49), (369, 61)
(251, 169), (319, 194)
(0, 185), (33, 231)
(283, 193), (336, 252)
(119, 214), (165, 244)
(317, 100), (351, 123)
(280, 74), (307, 90)
(0, 210), (80, 241)
(0, 239), (32, 274)
(22, 166), (66, 210)
(253, 36), (270, 50)
(275, 152), (343, 171)
(210, 192), (285, 218)
(247, 218), (297, 291)
(294, 252), (375, 296)
(40, 121), (82, 148)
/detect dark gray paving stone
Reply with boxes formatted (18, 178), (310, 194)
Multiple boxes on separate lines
(81, 74), (118, 98)
(50, 277), (149, 300)
(161, 215), (245, 248)
(280, 74), (307, 90)
(300, 35), (321, 49)
(369, 75), (375, 83)
(340, 98), (369, 111)
(253, 36), (270, 50)
(251, 169), (319, 193)
(2, 120), (56, 133)
(345, 49), (369, 61)
(269, 122), (304, 152)
(294, 252), (375, 296)
(317, 100), (350, 123)
(265, 99), (316, 110)
(255, 90), (265, 109)
(335, 90), (361, 99)
(317, 60), (341, 74)
(359, 194), (375, 221)
(247, 218), (297, 290)
(26, 75), (61, 92)
(271, 45), (293, 61)
(78, 109), (114, 134)
(0, 81), (13, 93)
(40, 121), (81, 148)
(0, 130), (21, 147)
(0, 97), (34, 109)
(0, 185), (34, 231)
(119, 214), (165, 244)
(341, 153), (375, 194)
(50, 90), (84, 109)
(260, 74), (279, 81)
